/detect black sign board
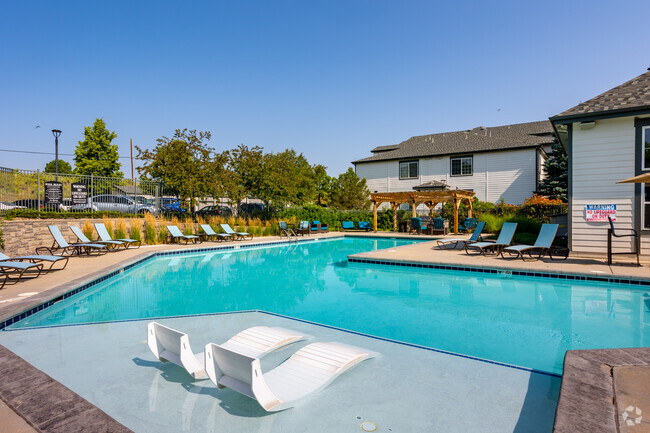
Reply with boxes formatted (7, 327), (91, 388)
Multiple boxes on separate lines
(71, 183), (89, 205)
(44, 181), (63, 205)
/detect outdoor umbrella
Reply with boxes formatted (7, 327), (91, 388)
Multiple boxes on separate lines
(616, 172), (650, 183)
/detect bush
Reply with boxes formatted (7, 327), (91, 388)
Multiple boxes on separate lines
(82, 219), (94, 240)
(276, 205), (393, 230)
(518, 195), (567, 222)
(0, 219), (4, 250)
(477, 214), (541, 236)
(144, 213), (158, 244)
(129, 217), (142, 243)
(114, 219), (127, 240)
(3, 209), (136, 219)
(101, 216), (114, 238)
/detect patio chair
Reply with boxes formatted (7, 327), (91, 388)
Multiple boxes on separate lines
(341, 221), (355, 231)
(36, 225), (107, 256)
(205, 340), (376, 412)
(220, 224), (253, 240)
(607, 216), (640, 266)
(311, 221), (329, 233)
(278, 221), (296, 237)
(458, 217), (477, 233)
(166, 225), (201, 244)
(200, 224), (231, 242)
(95, 223), (141, 249)
(465, 222), (518, 256)
(437, 221), (485, 250)
(430, 217), (448, 235)
(70, 225), (124, 250)
(0, 258), (44, 283)
(147, 322), (309, 380)
(411, 217), (426, 235)
(358, 221), (372, 231)
(501, 224), (559, 261)
(295, 221), (310, 236)
(0, 251), (68, 273)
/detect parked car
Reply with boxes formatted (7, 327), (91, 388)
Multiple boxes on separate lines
(196, 205), (231, 217)
(240, 203), (266, 214)
(160, 197), (186, 213)
(13, 199), (60, 211)
(69, 194), (158, 214)
(1, 201), (26, 210)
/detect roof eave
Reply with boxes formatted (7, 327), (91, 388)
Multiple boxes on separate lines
(550, 105), (650, 125)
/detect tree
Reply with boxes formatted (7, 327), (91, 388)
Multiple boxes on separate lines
(44, 159), (73, 174)
(313, 164), (332, 206)
(74, 118), (123, 177)
(537, 142), (568, 202)
(136, 129), (225, 209)
(256, 149), (317, 208)
(223, 145), (264, 213)
(329, 168), (371, 210)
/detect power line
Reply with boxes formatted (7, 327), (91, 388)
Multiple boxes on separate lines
(0, 148), (140, 160)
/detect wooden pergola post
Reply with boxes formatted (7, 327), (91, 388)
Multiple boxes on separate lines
(453, 197), (460, 234)
(391, 202), (399, 232)
(411, 200), (417, 218)
(467, 198), (473, 219)
(373, 202), (378, 232)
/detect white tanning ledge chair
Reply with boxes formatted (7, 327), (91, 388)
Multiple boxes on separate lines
(205, 341), (376, 412)
(147, 322), (309, 380)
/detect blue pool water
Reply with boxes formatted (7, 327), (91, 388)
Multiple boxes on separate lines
(9, 237), (650, 374)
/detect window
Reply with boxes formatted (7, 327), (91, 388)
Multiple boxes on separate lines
(451, 156), (473, 176)
(641, 126), (650, 170)
(399, 161), (418, 179)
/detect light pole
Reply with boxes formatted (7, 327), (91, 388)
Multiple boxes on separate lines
(51, 129), (61, 180)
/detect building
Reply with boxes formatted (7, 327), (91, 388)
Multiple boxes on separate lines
(352, 121), (555, 206)
(550, 69), (650, 256)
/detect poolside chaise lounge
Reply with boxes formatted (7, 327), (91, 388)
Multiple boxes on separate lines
(464, 222), (518, 256)
(147, 322), (309, 379)
(279, 221), (296, 237)
(70, 225), (124, 250)
(166, 225), (201, 244)
(437, 221), (486, 250)
(310, 221), (328, 233)
(0, 258), (44, 283)
(501, 224), (559, 261)
(37, 225), (107, 256)
(205, 340), (376, 412)
(458, 217), (478, 233)
(200, 224), (231, 242)
(220, 224), (253, 240)
(0, 272), (7, 290)
(0, 251), (68, 272)
(95, 223), (141, 249)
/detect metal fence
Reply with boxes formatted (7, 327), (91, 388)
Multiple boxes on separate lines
(0, 167), (171, 215)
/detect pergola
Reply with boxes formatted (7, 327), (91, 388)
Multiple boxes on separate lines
(370, 190), (476, 234)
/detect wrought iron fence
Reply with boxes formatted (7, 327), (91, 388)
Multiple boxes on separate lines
(0, 167), (171, 215)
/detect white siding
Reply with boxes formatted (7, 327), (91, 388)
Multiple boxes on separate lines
(355, 148), (538, 205)
(569, 117), (650, 254)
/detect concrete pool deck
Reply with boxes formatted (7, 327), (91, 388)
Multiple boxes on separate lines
(0, 231), (648, 432)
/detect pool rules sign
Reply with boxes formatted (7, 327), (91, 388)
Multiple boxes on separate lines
(586, 204), (616, 222)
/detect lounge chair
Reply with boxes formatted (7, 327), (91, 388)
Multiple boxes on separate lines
(36, 225), (107, 256)
(0, 259), (43, 283)
(358, 221), (372, 231)
(205, 340), (376, 412)
(458, 217), (477, 233)
(437, 221), (485, 249)
(0, 252), (68, 272)
(200, 224), (231, 242)
(430, 217), (448, 235)
(71, 225), (124, 250)
(464, 222), (518, 256)
(341, 221), (355, 231)
(147, 322), (309, 380)
(411, 217), (426, 235)
(311, 221), (329, 233)
(501, 224), (559, 261)
(295, 221), (310, 236)
(95, 223), (141, 249)
(166, 225), (201, 244)
(278, 221), (296, 237)
(220, 224), (253, 240)
(0, 272), (7, 290)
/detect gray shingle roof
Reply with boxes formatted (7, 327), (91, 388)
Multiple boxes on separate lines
(353, 121), (554, 164)
(552, 70), (650, 119)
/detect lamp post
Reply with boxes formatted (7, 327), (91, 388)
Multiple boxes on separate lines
(51, 129), (61, 180)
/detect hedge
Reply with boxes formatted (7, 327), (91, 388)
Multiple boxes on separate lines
(276, 205), (394, 230)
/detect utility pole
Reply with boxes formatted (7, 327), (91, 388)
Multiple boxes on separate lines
(51, 129), (62, 180)
(130, 138), (134, 181)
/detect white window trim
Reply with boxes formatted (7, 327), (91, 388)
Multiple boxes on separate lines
(399, 160), (419, 180)
(450, 156), (473, 177)
(644, 184), (650, 230)
(643, 126), (650, 170)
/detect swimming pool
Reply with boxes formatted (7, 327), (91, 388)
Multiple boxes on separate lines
(8, 237), (649, 374)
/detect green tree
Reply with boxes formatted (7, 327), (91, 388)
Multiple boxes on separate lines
(224, 145), (264, 213)
(537, 142), (568, 202)
(256, 149), (316, 208)
(313, 164), (332, 206)
(136, 129), (225, 209)
(44, 159), (73, 174)
(74, 118), (122, 177)
(329, 168), (371, 210)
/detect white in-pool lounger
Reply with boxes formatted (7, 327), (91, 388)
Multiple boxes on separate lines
(205, 341), (376, 412)
(146, 322), (309, 379)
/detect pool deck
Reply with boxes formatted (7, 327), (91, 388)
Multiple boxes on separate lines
(0, 231), (648, 432)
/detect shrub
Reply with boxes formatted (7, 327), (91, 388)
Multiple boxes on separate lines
(477, 214), (541, 235)
(0, 219), (4, 250)
(276, 205), (393, 231)
(129, 217), (142, 243)
(262, 226), (273, 236)
(102, 216), (114, 238)
(518, 195), (567, 222)
(114, 219), (127, 240)
(184, 222), (194, 236)
(82, 219), (94, 240)
(144, 213), (158, 244)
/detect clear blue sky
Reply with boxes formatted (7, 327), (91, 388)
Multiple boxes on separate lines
(1, 0), (648, 176)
